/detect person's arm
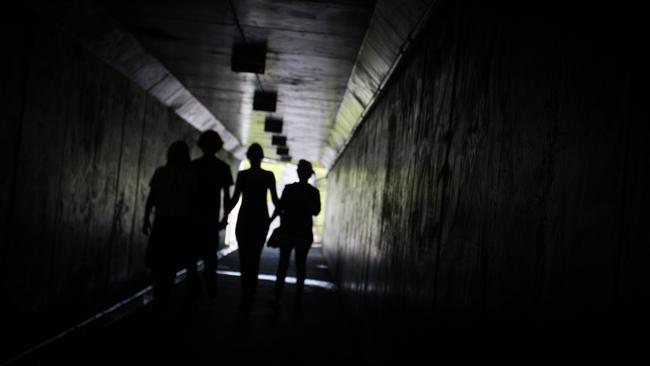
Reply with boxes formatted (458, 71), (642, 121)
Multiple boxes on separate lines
(142, 170), (159, 235)
(312, 188), (321, 216)
(269, 186), (285, 223)
(269, 173), (279, 207)
(142, 190), (154, 236)
(224, 173), (242, 217)
(269, 207), (279, 223)
(267, 173), (280, 224)
(217, 165), (235, 229)
(219, 184), (232, 229)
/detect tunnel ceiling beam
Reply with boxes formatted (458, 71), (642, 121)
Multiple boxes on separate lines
(96, 0), (376, 167)
(321, 0), (440, 169)
(32, 0), (430, 169)
(33, 1), (247, 159)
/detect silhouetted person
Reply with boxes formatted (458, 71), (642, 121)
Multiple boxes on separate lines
(186, 130), (233, 304)
(270, 160), (320, 313)
(225, 143), (278, 312)
(143, 141), (197, 317)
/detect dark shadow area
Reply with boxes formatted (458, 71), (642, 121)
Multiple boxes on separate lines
(9, 246), (360, 366)
(1, 0), (648, 364)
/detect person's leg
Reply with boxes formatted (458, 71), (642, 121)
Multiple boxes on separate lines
(184, 256), (200, 305)
(200, 221), (219, 298)
(180, 219), (200, 306)
(151, 271), (164, 312)
(202, 246), (219, 297)
(273, 245), (293, 304)
(237, 244), (251, 303)
(249, 240), (265, 296)
(239, 242), (259, 312)
(293, 244), (310, 312)
(152, 268), (175, 318)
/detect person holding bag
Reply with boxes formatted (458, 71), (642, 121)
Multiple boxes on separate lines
(268, 160), (321, 313)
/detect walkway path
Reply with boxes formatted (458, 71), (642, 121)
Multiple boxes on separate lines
(17, 245), (361, 365)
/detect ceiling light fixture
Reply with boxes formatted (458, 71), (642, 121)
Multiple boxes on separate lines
(264, 116), (283, 133)
(231, 42), (267, 74)
(271, 135), (287, 146)
(276, 146), (289, 156)
(254, 91), (277, 112)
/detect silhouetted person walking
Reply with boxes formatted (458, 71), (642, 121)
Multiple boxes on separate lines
(225, 143), (278, 312)
(186, 130), (233, 304)
(143, 141), (197, 317)
(270, 160), (321, 313)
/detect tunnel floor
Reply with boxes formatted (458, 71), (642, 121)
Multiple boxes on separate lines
(10, 245), (644, 365)
(18, 246), (362, 365)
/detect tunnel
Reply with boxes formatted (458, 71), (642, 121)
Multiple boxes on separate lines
(0, 0), (647, 364)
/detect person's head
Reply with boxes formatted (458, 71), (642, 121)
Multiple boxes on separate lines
(167, 140), (190, 167)
(247, 143), (264, 166)
(197, 130), (223, 155)
(297, 159), (314, 182)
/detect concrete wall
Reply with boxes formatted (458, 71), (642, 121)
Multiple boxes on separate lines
(324, 0), (647, 349)
(0, 11), (237, 359)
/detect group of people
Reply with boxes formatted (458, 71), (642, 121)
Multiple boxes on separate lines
(142, 131), (321, 316)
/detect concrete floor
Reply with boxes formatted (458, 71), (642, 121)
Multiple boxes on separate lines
(16, 246), (363, 365)
(10, 244), (645, 366)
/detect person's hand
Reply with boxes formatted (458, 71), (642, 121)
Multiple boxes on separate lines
(142, 219), (151, 236)
(217, 218), (228, 231)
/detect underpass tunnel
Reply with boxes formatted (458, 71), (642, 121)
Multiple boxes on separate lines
(0, 0), (647, 364)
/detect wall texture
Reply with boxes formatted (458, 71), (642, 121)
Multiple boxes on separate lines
(324, 0), (647, 349)
(0, 11), (237, 360)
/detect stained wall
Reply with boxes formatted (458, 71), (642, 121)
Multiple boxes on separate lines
(0, 11), (237, 359)
(324, 0), (647, 347)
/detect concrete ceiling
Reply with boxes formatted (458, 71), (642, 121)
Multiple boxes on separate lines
(99, 0), (377, 166)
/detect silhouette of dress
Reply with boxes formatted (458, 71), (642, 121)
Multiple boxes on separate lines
(234, 167), (276, 306)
